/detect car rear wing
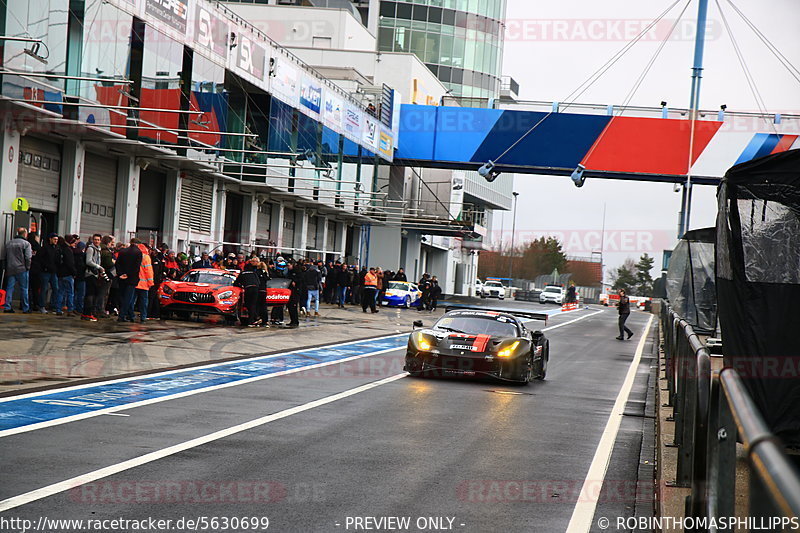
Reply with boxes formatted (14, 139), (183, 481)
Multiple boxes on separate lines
(444, 305), (550, 325)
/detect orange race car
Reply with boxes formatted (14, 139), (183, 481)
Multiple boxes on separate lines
(159, 269), (242, 325)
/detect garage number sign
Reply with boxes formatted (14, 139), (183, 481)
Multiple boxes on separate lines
(13, 197), (29, 211)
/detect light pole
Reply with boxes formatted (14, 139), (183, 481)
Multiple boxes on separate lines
(508, 192), (519, 280)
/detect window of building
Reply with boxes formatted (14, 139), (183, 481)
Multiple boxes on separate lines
(139, 26), (185, 144)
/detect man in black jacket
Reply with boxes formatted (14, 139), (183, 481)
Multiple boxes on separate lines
(394, 268), (407, 282)
(38, 233), (60, 312)
(616, 289), (634, 340)
(285, 262), (301, 327)
(303, 262), (322, 317)
(335, 263), (351, 308)
(115, 240), (143, 322)
(235, 257), (267, 327)
(54, 235), (77, 316)
(417, 274), (431, 312)
(192, 252), (212, 269)
(429, 276), (443, 311)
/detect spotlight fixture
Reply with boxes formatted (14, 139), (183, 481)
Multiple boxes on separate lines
(478, 160), (500, 182)
(23, 42), (48, 64)
(570, 164), (586, 188)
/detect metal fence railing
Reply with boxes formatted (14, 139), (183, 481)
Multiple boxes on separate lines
(660, 302), (800, 529)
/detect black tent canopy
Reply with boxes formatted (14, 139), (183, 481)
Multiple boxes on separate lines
(716, 149), (800, 445)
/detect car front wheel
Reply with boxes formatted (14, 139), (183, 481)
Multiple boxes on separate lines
(404, 296), (411, 308)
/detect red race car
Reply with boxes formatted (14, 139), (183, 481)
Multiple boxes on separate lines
(159, 269), (242, 324)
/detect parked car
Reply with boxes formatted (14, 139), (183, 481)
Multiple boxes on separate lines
(539, 285), (565, 305)
(159, 269), (242, 324)
(382, 281), (423, 308)
(480, 280), (507, 299)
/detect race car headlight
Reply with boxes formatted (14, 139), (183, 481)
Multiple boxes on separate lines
(162, 285), (174, 295)
(218, 290), (234, 299)
(497, 341), (521, 358)
(412, 331), (436, 352)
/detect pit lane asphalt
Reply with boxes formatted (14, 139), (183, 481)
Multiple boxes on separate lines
(0, 306), (653, 533)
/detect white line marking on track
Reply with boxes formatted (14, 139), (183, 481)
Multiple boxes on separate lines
(0, 373), (408, 512)
(541, 310), (604, 332)
(0, 346), (403, 439)
(0, 333), (407, 403)
(564, 313), (654, 533)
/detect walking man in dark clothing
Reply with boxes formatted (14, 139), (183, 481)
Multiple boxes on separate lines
(116, 240), (143, 322)
(616, 289), (634, 340)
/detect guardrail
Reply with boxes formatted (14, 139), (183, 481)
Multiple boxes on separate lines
(660, 303), (800, 530)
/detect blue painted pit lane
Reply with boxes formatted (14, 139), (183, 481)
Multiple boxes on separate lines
(0, 334), (408, 436)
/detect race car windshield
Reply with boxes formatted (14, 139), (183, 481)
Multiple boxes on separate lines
(433, 316), (518, 337)
(544, 287), (561, 293)
(181, 272), (236, 285)
(387, 282), (409, 290)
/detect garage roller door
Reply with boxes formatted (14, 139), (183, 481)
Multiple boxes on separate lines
(179, 175), (213, 234)
(307, 215), (318, 249)
(80, 153), (117, 238)
(18, 137), (61, 213)
(255, 202), (272, 243)
(283, 208), (296, 249)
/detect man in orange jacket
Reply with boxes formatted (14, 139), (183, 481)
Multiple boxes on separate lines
(135, 243), (154, 322)
(362, 267), (378, 313)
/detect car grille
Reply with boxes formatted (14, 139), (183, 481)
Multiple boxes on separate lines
(173, 292), (215, 304)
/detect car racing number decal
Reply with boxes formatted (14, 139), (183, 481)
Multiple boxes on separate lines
(448, 333), (491, 352)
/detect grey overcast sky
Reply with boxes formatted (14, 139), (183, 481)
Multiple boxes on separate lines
(498, 0), (800, 279)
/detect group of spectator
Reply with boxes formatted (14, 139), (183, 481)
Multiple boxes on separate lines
(2, 228), (194, 322)
(3, 227), (443, 327)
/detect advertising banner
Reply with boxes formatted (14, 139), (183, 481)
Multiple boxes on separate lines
(344, 103), (362, 143)
(146, 0), (188, 34)
(379, 130), (393, 159)
(192, 0), (228, 61)
(323, 90), (343, 131)
(271, 58), (299, 107)
(300, 76), (322, 116)
(363, 117), (380, 152)
(234, 33), (266, 82)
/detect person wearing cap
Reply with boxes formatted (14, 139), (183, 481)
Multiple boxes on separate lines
(362, 267), (378, 313)
(3, 227), (32, 313)
(37, 233), (60, 312)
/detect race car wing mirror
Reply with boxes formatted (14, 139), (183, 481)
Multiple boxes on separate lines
(412, 320), (423, 329)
